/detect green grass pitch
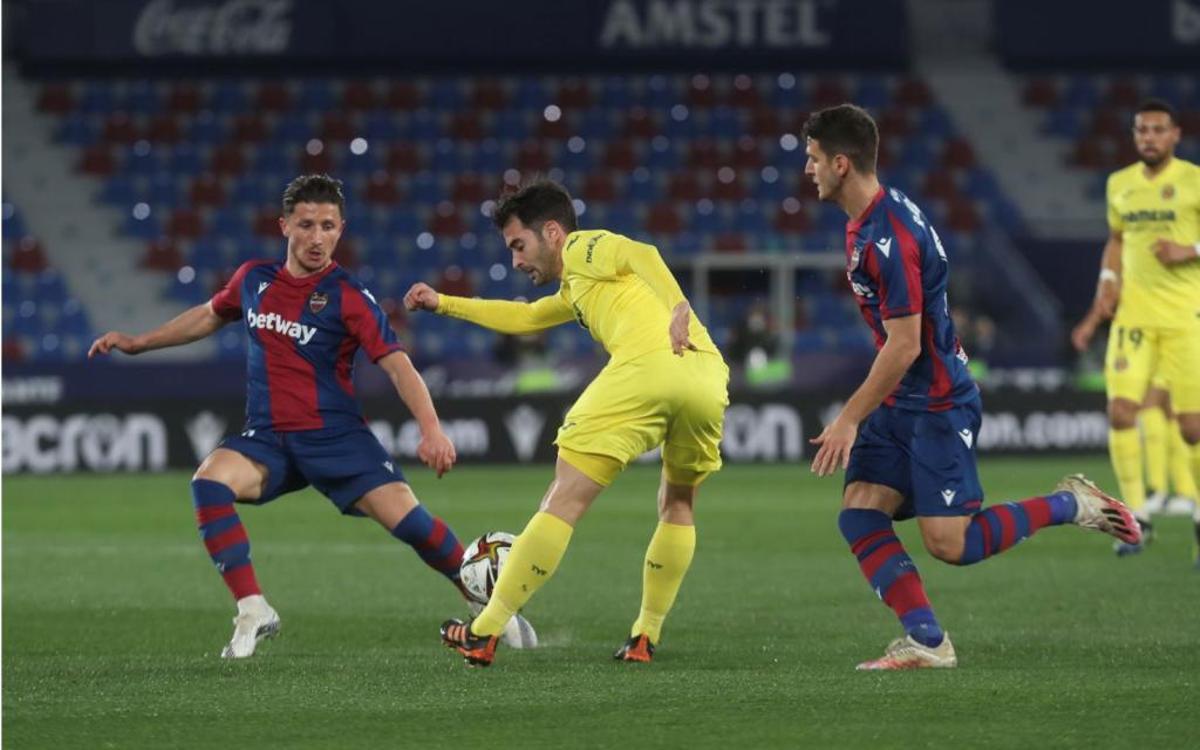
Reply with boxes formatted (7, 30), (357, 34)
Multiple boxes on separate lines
(4, 457), (1198, 748)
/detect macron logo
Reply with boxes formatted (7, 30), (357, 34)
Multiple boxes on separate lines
(958, 429), (973, 449)
(875, 237), (893, 258)
(941, 489), (957, 506)
(257, 281), (270, 295)
(246, 309), (317, 345)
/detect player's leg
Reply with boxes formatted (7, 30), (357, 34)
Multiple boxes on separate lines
(1104, 322), (1156, 549)
(354, 482), (468, 588)
(914, 397), (1136, 566)
(836, 405), (953, 669)
(617, 470), (702, 662)
(618, 352), (727, 661)
(1158, 325), (1200, 564)
(193, 435), (298, 659)
(1140, 384), (1171, 514)
(192, 448), (270, 601)
(442, 454), (609, 665)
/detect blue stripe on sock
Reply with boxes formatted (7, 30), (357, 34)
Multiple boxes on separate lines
(1009, 503), (1031, 541)
(870, 551), (917, 595)
(199, 513), (240, 540)
(191, 478), (236, 509)
(1047, 491), (1077, 524)
(212, 542), (251, 572)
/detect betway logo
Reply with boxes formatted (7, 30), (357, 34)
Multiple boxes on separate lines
(246, 309), (317, 344)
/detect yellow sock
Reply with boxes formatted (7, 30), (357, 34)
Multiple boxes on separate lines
(1141, 407), (1168, 494)
(1168, 420), (1199, 499)
(631, 521), (696, 645)
(1109, 426), (1146, 514)
(473, 512), (573, 637)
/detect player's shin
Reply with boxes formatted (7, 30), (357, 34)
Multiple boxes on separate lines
(838, 509), (944, 648)
(1109, 427), (1147, 518)
(955, 492), (1077, 565)
(472, 512), (573, 637)
(1142, 407), (1169, 500)
(191, 479), (261, 600)
(390, 505), (465, 585)
(631, 522), (696, 644)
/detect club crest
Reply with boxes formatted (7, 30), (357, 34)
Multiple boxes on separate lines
(1161, 184), (1175, 200)
(308, 291), (328, 314)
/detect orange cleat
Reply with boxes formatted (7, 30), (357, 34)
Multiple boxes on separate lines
(440, 618), (498, 667)
(613, 633), (655, 663)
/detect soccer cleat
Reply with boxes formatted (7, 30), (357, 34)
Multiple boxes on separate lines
(221, 595), (280, 659)
(466, 599), (538, 650)
(856, 633), (957, 670)
(613, 633), (655, 663)
(1143, 491), (1167, 516)
(440, 618), (498, 667)
(1114, 518), (1154, 557)
(1056, 474), (1142, 546)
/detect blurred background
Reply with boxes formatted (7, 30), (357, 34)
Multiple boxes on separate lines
(3, 0), (1197, 472)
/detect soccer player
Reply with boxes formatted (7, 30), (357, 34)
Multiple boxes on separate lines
(88, 175), (533, 657)
(1079, 99), (1200, 559)
(803, 105), (1142, 670)
(403, 180), (728, 667)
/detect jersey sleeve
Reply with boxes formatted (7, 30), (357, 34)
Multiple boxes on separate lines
(340, 281), (403, 362)
(436, 289), (574, 334)
(612, 237), (688, 310)
(209, 261), (256, 320)
(1106, 174), (1124, 233)
(875, 213), (925, 319)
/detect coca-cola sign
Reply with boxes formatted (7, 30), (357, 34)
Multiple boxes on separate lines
(133, 0), (292, 56)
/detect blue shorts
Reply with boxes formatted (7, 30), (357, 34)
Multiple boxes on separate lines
(844, 397), (985, 521)
(219, 424), (405, 515)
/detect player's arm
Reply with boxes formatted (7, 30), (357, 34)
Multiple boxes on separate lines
(1152, 237), (1200, 266)
(403, 282), (574, 334)
(1092, 230), (1123, 319)
(87, 302), (226, 358)
(376, 351), (456, 478)
(811, 314), (921, 476)
(613, 240), (696, 354)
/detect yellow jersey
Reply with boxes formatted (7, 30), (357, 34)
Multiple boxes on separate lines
(437, 230), (719, 364)
(1106, 157), (1200, 328)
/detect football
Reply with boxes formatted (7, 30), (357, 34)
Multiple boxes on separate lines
(459, 531), (516, 605)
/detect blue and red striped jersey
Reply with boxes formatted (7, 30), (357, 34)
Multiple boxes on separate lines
(844, 187), (978, 412)
(210, 260), (403, 432)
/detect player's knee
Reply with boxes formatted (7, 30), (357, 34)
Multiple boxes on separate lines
(1107, 399), (1139, 429)
(1178, 418), (1200, 445)
(922, 533), (965, 564)
(658, 482), (696, 523)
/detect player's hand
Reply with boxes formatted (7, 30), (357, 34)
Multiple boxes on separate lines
(403, 283), (440, 312)
(1153, 239), (1199, 267)
(417, 428), (456, 478)
(809, 414), (859, 477)
(1070, 316), (1098, 353)
(87, 331), (142, 359)
(669, 301), (697, 356)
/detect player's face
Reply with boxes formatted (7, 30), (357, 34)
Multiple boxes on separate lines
(804, 138), (844, 202)
(502, 217), (562, 286)
(280, 202), (344, 275)
(1132, 111), (1179, 168)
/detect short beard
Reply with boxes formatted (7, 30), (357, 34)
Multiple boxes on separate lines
(1139, 151), (1165, 168)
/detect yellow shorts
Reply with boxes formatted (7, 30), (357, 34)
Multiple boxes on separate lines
(555, 350), (729, 486)
(1105, 317), (1200, 413)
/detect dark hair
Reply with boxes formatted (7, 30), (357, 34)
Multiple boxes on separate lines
(801, 104), (879, 174)
(1135, 98), (1178, 125)
(282, 174), (345, 217)
(492, 178), (578, 233)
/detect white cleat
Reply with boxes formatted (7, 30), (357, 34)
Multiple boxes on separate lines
(221, 595), (281, 659)
(856, 633), (957, 670)
(1056, 474), (1142, 546)
(466, 600), (538, 649)
(1143, 491), (1168, 516)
